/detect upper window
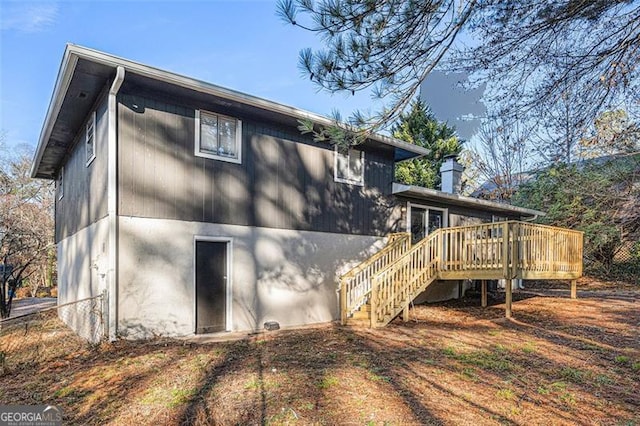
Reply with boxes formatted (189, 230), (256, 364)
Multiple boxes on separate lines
(86, 112), (96, 166)
(334, 146), (364, 186)
(195, 110), (242, 164)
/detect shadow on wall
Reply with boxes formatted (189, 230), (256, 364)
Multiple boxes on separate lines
(118, 215), (390, 338)
(249, 130), (400, 236)
(57, 219), (109, 341)
(114, 95), (404, 336)
(118, 94), (402, 237)
(117, 222), (194, 339)
(242, 228), (389, 331)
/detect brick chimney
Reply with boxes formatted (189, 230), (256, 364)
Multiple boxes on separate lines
(440, 155), (464, 194)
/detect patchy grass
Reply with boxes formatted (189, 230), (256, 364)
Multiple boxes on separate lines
(615, 355), (631, 364)
(1, 278), (639, 425)
(521, 341), (537, 354)
(496, 388), (515, 401)
(560, 367), (588, 383)
(318, 374), (340, 389)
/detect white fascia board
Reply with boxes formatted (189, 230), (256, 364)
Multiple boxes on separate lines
(30, 45), (79, 178)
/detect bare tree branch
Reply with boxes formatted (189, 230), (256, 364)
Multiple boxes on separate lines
(279, 0), (640, 144)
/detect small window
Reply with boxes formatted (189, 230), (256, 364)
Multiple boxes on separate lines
(195, 110), (242, 163)
(334, 146), (364, 186)
(86, 112), (96, 166)
(57, 167), (64, 200)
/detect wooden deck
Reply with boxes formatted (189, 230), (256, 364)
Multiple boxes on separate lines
(340, 221), (584, 327)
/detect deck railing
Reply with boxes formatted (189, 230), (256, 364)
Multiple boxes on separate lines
(340, 221), (584, 327)
(339, 233), (410, 325)
(516, 222), (583, 278)
(438, 221), (584, 280)
(440, 222), (508, 276)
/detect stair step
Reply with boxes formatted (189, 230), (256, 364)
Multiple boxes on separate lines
(345, 275), (438, 329)
(358, 304), (371, 312)
(351, 310), (370, 320)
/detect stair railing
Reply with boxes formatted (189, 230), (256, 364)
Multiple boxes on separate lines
(339, 233), (411, 325)
(370, 230), (441, 327)
(342, 221), (584, 327)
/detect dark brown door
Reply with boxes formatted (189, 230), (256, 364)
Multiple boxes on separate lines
(196, 241), (227, 334)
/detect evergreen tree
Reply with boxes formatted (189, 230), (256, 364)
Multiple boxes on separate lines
(392, 100), (462, 189)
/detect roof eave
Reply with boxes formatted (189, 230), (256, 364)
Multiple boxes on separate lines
(392, 183), (546, 217)
(30, 45), (79, 178)
(32, 45), (429, 178)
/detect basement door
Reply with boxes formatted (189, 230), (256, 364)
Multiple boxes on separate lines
(195, 240), (228, 334)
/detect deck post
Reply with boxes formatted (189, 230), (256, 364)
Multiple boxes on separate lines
(505, 279), (513, 318)
(481, 280), (487, 308)
(402, 304), (409, 322)
(502, 222), (511, 278)
(570, 279), (577, 299)
(340, 278), (348, 326)
(370, 280), (377, 328)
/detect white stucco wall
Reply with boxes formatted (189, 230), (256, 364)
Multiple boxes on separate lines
(57, 216), (110, 302)
(117, 216), (385, 338)
(57, 216), (110, 341)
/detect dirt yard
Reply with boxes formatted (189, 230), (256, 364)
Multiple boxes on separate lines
(1, 278), (639, 425)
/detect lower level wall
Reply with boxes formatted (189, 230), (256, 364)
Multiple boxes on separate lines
(413, 280), (474, 304)
(57, 216), (110, 341)
(117, 216), (384, 338)
(498, 279), (524, 290)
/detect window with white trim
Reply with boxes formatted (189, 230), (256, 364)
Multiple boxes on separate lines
(86, 112), (96, 166)
(195, 110), (242, 163)
(57, 167), (64, 200)
(334, 146), (364, 185)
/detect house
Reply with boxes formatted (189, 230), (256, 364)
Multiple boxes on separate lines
(31, 45), (580, 340)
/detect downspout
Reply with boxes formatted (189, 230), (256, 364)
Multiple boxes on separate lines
(107, 66), (125, 341)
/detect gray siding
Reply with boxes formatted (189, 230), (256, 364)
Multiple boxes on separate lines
(55, 91), (109, 243)
(117, 92), (399, 236)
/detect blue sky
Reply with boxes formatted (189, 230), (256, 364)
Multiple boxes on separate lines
(1, 0), (384, 150)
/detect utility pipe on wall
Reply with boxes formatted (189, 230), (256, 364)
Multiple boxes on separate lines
(107, 66), (125, 341)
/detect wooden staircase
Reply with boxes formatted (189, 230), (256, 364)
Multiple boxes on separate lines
(339, 233), (411, 326)
(339, 221), (584, 327)
(347, 303), (373, 327)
